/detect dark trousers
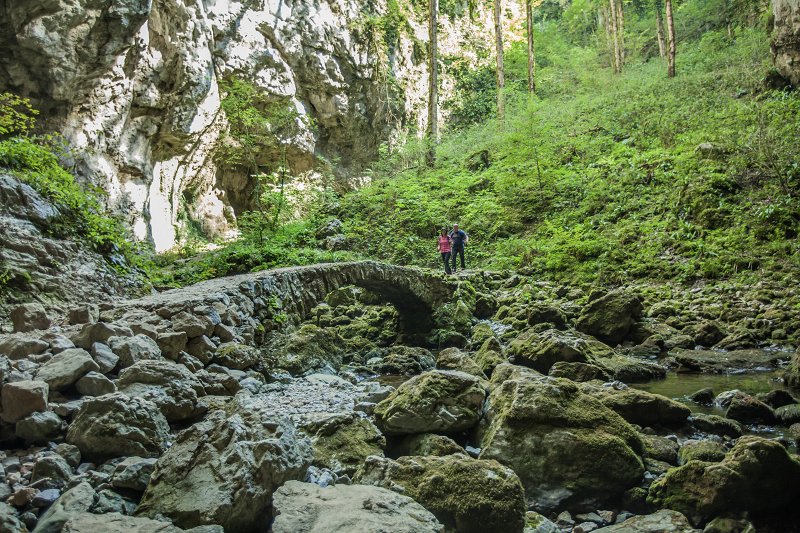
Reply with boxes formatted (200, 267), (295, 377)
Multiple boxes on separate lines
(441, 252), (451, 274)
(451, 245), (465, 271)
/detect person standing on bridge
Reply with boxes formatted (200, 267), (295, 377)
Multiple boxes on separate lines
(437, 228), (452, 275)
(449, 223), (468, 273)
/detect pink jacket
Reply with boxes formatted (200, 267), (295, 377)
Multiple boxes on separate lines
(438, 235), (451, 253)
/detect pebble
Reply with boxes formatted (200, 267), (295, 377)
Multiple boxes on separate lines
(32, 488), (60, 507)
(556, 511), (574, 528)
(464, 445), (481, 458)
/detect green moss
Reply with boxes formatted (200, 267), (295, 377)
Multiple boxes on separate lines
(305, 414), (385, 476)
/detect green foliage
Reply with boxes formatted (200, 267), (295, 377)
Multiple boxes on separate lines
(0, 93), (38, 136)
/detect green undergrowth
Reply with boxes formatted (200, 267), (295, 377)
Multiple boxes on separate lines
(336, 25), (800, 285)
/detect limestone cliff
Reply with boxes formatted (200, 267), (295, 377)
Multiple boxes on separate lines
(0, 0), (514, 251)
(772, 0), (800, 86)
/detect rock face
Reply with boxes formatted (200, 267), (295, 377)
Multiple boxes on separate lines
(373, 370), (486, 435)
(136, 392), (312, 531)
(478, 364), (645, 512)
(357, 454), (526, 533)
(271, 481), (443, 533)
(773, 0), (800, 87)
(0, 2), (509, 251)
(647, 436), (800, 526)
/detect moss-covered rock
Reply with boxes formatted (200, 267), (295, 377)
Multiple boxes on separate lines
(775, 403), (800, 425)
(575, 290), (643, 346)
(469, 322), (495, 347)
(478, 364), (645, 511)
(579, 383), (691, 428)
(784, 351), (800, 389)
(690, 413), (743, 438)
(213, 342), (260, 370)
(357, 454), (526, 533)
(548, 361), (612, 382)
(647, 436), (800, 526)
(397, 433), (463, 457)
(301, 412), (385, 476)
(725, 392), (775, 425)
(474, 337), (506, 375)
(273, 324), (346, 376)
(436, 348), (485, 378)
(366, 346), (435, 376)
(642, 434), (679, 464)
(526, 302), (567, 329)
(374, 370), (486, 435)
(678, 440), (727, 464)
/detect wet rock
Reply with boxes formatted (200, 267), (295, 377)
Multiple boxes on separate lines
(66, 393), (170, 460)
(775, 403), (800, 425)
(725, 393), (775, 425)
(11, 303), (51, 333)
(136, 392), (312, 531)
(580, 383), (691, 428)
(117, 360), (204, 422)
(593, 510), (696, 532)
(16, 411), (63, 443)
(1, 380), (48, 422)
(35, 349), (99, 391)
(549, 361), (611, 382)
(109, 335), (162, 369)
(687, 388), (714, 405)
(90, 343), (119, 374)
(366, 346), (436, 376)
(673, 348), (789, 373)
(213, 342), (259, 370)
(271, 480), (443, 533)
(479, 364), (644, 512)
(525, 511), (560, 533)
(374, 370), (486, 435)
(690, 413), (743, 438)
(647, 436), (800, 526)
(575, 290), (643, 346)
(75, 372), (116, 396)
(358, 453), (526, 533)
(301, 412), (385, 476)
(111, 457), (157, 492)
(678, 440), (727, 464)
(642, 435), (679, 464)
(34, 481), (97, 533)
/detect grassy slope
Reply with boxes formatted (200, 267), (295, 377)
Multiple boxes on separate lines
(338, 25), (800, 285)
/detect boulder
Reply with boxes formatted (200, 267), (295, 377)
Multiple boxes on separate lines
(478, 364), (645, 511)
(109, 335), (162, 369)
(117, 360), (204, 422)
(473, 337), (506, 375)
(35, 349), (99, 391)
(593, 510), (696, 532)
(673, 348), (788, 373)
(1, 380), (48, 422)
(61, 512), (190, 532)
(398, 433), (463, 457)
(785, 351), (800, 389)
(579, 383), (691, 428)
(136, 392), (311, 531)
(71, 323), (133, 350)
(0, 501), (27, 532)
(274, 325), (346, 375)
(549, 361), (611, 382)
(642, 435), (679, 464)
(0, 335), (49, 360)
(90, 342), (119, 374)
(170, 311), (210, 339)
(16, 411), (63, 443)
(272, 481), (442, 532)
(67, 305), (99, 326)
(75, 372), (116, 396)
(526, 303), (567, 329)
(357, 454), (526, 533)
(575, 290), (643, 345)
(33, 481), (96, 533)
(678, 440), (727, 464)
(366, 345), (436, 376)
(213, 342), (259, 370)
(186, 335), (215, 364)
(301, 412), (385, 476)
(156, 331), (187, 359)
(31, 454), (73, 485)
(10, 303), (51, 332)
(647, 436), (800, 526)
(690, 413), (743, 438)
(66, 393), (170, 460)
(725, 393), (775, 425)
(775, 403), (800, 425)
(374, 370), (486, 435)
(436, 348), (485, 377)
(111, 457), (157, 492)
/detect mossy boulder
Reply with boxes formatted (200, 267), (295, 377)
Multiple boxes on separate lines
(357, 454), (526, 533)
(548, 361), (612, 382)
(436, 348), (485, 378)
(690, 413), (743, 438)
(213, 342), (260, 370)
(397, 433), (463, 457)
(469, 322), (495, 347)
(784, 351), (800, 389)
(366, 346), (435, 376)
(575, 290), (643, 346)
(478, 364), (645, 511)
(474, 337), (506, 375)
(526, 303), (567, 329)
(579, 383), (691, 428)
(642, 435), (679, 464)
(374, 370), (486, 435)
(273, 324), (346, 375)
(300, 412), (385, 476)
(647, 436), (800, 526)
(725, 393), (775, 425)
(678, 440), (727, 464)
(775, 403), (800, 425)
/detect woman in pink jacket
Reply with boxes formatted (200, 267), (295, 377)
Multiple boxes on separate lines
(437, 228), (452, 274)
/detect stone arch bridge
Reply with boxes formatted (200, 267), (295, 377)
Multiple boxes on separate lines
(107, 261), (459, 339)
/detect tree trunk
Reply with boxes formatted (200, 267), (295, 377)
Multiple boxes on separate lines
(608, 0), (620, 73)
(665, 0), (676, 77)
(494, 0), (505, 121)
(616, 0), (625, 67)
(655, 0), (666, 58)
(426, 0), (438, 166)
(526, 0), (535, 93)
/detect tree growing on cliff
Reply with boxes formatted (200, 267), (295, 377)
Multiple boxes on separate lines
(494, 0), (506, 120)
(427, 0), (439, 166)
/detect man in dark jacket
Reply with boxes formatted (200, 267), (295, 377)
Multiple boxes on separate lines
(449, 224), (468, 272)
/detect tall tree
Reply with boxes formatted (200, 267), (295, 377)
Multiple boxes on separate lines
(608, 0), (621, 73)
(616, 0), (626, 66)
(665, 0), (676, 77)
(494, 0), (505, 121)
(427, 0), (439, 166)
(526, 0), (536, 93)
(655, 0), (666, 58)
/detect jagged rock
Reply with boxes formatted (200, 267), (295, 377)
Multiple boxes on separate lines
(366, 346), (436, 376)
(61, 512), (191, 532)
(136, 392), (312, 531)
(111, 457), (157, 492)
(773, 0), (800, 87)
(575, 290), (643, 346)
(579, 383), (691, 428)
(156, 332), (188, 359)
(35, 349), (99, 391)
(213, 342), (259, 370)
(71, 323), (133, 350)
(0, 336), (49, 360)
(1, 380), (48, 422)
(647, 436), (800, 526)
(90, 343), (119, 374)
(593, 510), (696, 532)
(67, 305), (99, 326)
(301, 412), (385, 476)
(186, 335), (215, 364)
(0, 501), (28, 532)
(478, 364), (644, 512)
(170, 312), (210, 339)
(195, 369), (240, 396)
(66, 393), (170, 460)
(374, 370), (486, 435)
(109, 335), (162, 369)
(678, 440), (727, 464)
(357, 454), (526, 533)
(116, 360), (204, 422)
(549, 361), (612, 382)
(436, 348), (485, 377)
(271, 481), (443, 533)
(75, 372), (116, 396)
(10, 303), (51, 333)
(31, 454), (73, 485)
(90, 489), (135, 515)
(33, 481), (97, 533)
(16, 411), (63, 444)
